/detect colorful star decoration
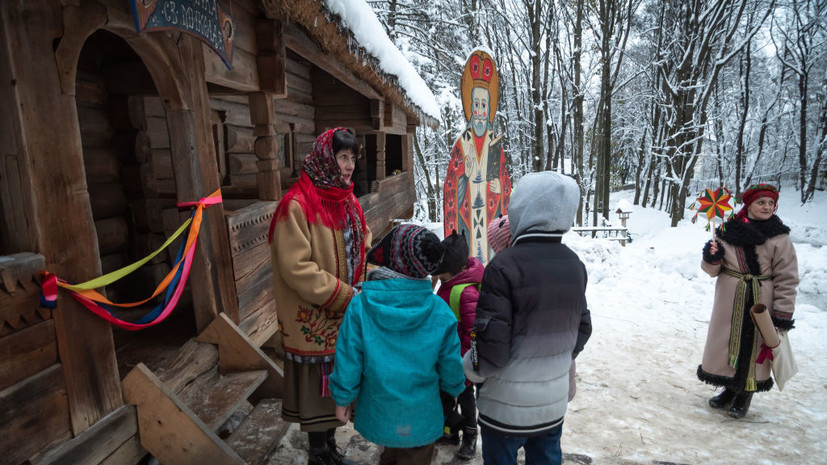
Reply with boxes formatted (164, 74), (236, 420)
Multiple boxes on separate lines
(690, 187), (735, 231)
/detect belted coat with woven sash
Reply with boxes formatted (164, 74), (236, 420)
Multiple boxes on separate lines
(698, 215), (798, 392)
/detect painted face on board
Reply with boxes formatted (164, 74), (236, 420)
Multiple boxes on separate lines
(471, 87), (490, 137)
(747, 196), (775, 221)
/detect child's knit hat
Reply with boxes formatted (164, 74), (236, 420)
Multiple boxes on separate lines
(487, 215), (511, 252)
(433, 230), (469, 275)
(367, 224), (444, 278)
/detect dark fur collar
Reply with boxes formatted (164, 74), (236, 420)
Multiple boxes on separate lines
(716, 215), (790, 247)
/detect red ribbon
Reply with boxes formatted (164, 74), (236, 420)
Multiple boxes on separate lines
(756, 343), (774, 364)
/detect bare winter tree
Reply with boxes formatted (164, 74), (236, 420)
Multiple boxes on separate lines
(655, 0), (775, 226)
(772, 0), (827, 203)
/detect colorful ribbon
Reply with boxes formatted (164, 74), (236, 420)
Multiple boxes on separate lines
(40, 190), (222, 330)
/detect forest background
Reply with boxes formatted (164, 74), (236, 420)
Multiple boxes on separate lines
(365, 0), (827, 225)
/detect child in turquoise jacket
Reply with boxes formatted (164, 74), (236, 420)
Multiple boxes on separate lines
(330, 224), (465, 464)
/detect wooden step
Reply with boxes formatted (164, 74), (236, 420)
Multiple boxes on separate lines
(226, 399), (288, 465)
(156, 338), (218, 394)
(179, 368), (268, 430)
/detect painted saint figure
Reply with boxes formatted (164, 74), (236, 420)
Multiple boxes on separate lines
(444, 49), (511, 264)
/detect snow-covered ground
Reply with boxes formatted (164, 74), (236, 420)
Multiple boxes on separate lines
(270, 187), (827, 465)
(558, 187), (827, 465)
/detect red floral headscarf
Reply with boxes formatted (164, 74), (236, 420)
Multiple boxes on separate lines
(268, 128), (367, 284)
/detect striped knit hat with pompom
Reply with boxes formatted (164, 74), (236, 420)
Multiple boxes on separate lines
(367, 224), (444, 278)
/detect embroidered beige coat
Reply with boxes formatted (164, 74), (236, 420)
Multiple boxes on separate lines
(700, 233), (798, 384)
(270, 199), (371, 359)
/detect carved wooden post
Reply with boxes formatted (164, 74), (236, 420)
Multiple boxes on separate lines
(250, 93), (282, 201)
(376, 132), (386, 181)
(0, 0), (122, 433)
(166, 34), (239, 330)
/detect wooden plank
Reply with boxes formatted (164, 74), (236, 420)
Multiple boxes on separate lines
(129, 199), (177, 233)
(313, 103), (371, 117)
(0, 364), (71, 465)
(11, 0), (127, 412)
(98, 436), (146, 465)
(273, 99), (314, 119)
(32, 405), (139, 465)
(203, 42), (259, 93)
(209, 98), (253, 126)
(122, 363), (245, 465)
(284, 23), (382, 100)
(229, 153), (258, 175)
(83, 149), (121, 184)
(145, 116), (171, 148)
(178, 367), (268, 429)
(238, 301), (278, 348)
(255, 19), (286, 96)
(314, 91), (370, 106)
(77, 104), (116, 149)
(165, 33), (239, 330)
(273, 112), (315, 131)
(196, 313), (284, 398)
(285, 55), (311, 80)
(155, 339), (219, 395)
(227, 399), (287, 465)
(100, 252), (128, 274)
(229, 173), (258, 190)
(231, 239), (270, 282)
(88, 182), (128, 220)
(0, 319), (58, 391)
(225, 201), (277, 257)
(226, 124), (255, 153)
(286, 85), (313, 105)
(228, 4), (258, 55)
(236, 266), (274, 318)
(0, 154), (38, 252)
(0, 251), (45, 293)
(95, 217), (129, 255)
(257, 159), (282, 201)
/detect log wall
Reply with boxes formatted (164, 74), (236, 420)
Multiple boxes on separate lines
(0, 254), (70, 465)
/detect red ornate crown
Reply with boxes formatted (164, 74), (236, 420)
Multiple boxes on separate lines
(469, 54), (494, 83)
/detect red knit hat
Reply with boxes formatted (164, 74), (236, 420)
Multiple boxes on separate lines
(736, 183), (779, 220)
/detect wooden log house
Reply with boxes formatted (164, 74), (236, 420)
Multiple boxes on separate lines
(0, 1), (435, 464)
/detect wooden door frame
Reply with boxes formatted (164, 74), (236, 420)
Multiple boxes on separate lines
(0, 0), (238, 435)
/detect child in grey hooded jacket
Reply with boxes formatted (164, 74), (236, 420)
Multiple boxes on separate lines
(465, 171), (591, 465)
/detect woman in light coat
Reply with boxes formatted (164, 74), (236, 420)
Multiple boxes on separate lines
(698, 183), (798, 418)
(268, 128), (370, 465)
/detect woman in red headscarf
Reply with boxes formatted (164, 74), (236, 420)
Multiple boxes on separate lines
(697, 184), (798, 419)
(268, 128), (369, 465)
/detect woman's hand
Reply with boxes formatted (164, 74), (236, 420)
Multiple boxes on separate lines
(335, 405), (352, 423)
(702, 239), (725, 264)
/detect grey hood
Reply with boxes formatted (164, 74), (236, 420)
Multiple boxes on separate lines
(509, 171), (579, 240)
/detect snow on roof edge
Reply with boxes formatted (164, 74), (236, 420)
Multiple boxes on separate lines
(321, 0), (440, 120)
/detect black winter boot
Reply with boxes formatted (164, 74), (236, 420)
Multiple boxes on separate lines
(308, 432), (333, 465)
(324, 428), (358, 465)
(728, 392), (753, 419)
(455, 427), (477, 460)
(708, 388), (737, 409)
